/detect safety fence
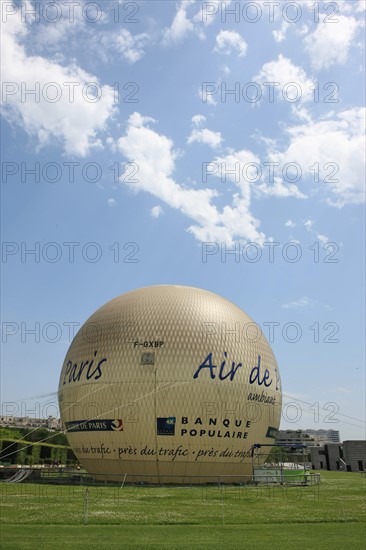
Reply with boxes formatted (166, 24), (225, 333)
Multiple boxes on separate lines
(0, 467), (320, 487)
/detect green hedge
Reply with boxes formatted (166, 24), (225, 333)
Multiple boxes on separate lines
(0, 438), (76, 465)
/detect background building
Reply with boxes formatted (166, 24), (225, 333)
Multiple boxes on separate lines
(310, 441), (366, 471)
(303, 429), (340, 443)
(0, 416), (61, 431)
(276, 429), (340, 448)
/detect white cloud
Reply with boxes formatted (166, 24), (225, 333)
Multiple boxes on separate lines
(285, 220), (296, 228)
(213, 30), (247, 57)
(334, 387), (352, 394)
(151, 205), (164, 218)
(117, 112), (218, 225)
(101, 29), (150, 64)
(213, 149), (260, 206)
(187, 128), (222, 149)
(282, 297), (312, 309)
(212, 147), (307, 217)
(29, 3), (87, 52)
(257, 177), (307, 199)
(191, 114), (206, 127)
(304, 219), (315, 231)
(106, 137), (117, 153)
(128, 112), (156, 127)
(354, 0), (366, 12)
(26, 2), (149, 64)
(298, 25), (309, 36)
(1, 4), (116, 156)
(316, 234), (329, 244)
(297, 219), (330, 244)
(281, 295), (333, 310)
(162, 1), (202, 45)
(117, 113), (265, 245)
(292, 106), (313, 122)
(194, 0), (230, 25)
(107, 198), (118, 207)
(254, 55), (314, 103)
(273, 20), (289, 43)
(270, 108), (365, 206)
(304, 15), (363, 71)
(162, 0), (222, 44)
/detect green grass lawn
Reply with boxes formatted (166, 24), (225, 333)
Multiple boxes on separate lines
(1, 471), (365, 549)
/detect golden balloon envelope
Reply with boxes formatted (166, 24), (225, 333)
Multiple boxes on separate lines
(58, 285), (282, 483)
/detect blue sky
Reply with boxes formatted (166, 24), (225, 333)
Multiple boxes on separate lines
(1, 0), (365, 440)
